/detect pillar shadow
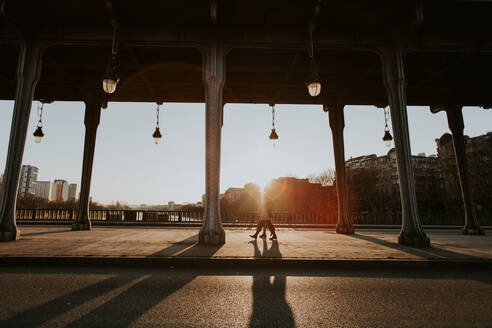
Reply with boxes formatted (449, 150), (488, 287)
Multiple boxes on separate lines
(147, 234), (198, 257)
(349, 233), (480, 260)
(147, 234), (224, 258)
(249, 239), (295, 328)
(0, 235), (222, 327)
(0, 263), (490, 326)
(65, 273), (192, 327)
(69, 238), (223, 327)
(0, 274), (139, 327)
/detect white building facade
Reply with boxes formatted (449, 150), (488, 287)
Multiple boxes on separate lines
(18, 165), (38, 198)
(51, 179), (69, 202)
(68, 183), (77, 201)
(34, 181), (52, 200)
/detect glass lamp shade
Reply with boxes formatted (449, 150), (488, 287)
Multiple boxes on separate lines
(152, 127), (162, 144)
(102, 77), (118, 94)
(307, 81), (321, 97)
(102, 60), (119, 94)
(305, 70), (322, 97)
(305, 59), (322, 97)
(382, 130), (393, 147)
(33, 126), (44, 143)
(269, 128), (279, 140)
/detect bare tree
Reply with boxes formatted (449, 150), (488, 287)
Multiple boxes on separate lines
(308, 169), (335, 186)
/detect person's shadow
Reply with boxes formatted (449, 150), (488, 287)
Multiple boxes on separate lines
(249, 239), (295, 328)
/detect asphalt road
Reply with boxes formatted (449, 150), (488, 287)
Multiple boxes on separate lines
(0, 266), (491, 328)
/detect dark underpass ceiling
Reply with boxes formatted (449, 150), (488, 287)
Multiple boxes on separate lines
(1, 0), (491, 106)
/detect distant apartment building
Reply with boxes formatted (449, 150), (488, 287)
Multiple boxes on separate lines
(34, 181), (52, 200)
(223, 188), (243, 202)
(68, 183), (77, 201)
(265, 177), (337, 213)
(18, 165), (38, 198)
(168, 201), (175, 210)
(220, 179), (336, 213)
(346, 148), (441, 213)
(436, 132), (492, 216)
(51, 179), (69, 202)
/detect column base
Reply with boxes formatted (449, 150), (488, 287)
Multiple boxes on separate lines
(72, 222), (92, 231)
(462, 227), (485, 235)
(199, 231), (225, 245)
(336, 225), (354, 234)
(398, 231), (430, 247)
(0, 228), (20, 242)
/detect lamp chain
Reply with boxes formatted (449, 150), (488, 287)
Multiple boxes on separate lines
(384, 106), (389, 131)
(38, 102), (44, 127)
(308, 30), (314, 59)
(156, 104), (160, 128)
(111, 20), (118, 56)
(271, 105), (275, 128)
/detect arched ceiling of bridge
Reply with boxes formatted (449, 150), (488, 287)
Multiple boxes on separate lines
(1, 0), (492, 106)
(2, 45), (492, 106)
(3, 1), (491, 38)
(224, 49), (385, 105)
(405, 52), (492, 106)
(35, 45), (204, 103)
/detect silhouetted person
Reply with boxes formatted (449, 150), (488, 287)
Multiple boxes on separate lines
(250, 192), (277, 240)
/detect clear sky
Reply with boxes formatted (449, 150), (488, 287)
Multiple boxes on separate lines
(0, 100), (490, 205)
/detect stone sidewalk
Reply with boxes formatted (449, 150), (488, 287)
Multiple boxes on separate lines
(0, 226), (490, 268)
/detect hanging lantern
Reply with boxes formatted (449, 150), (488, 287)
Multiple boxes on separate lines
(152, 127), (162, 144)
(33, 101), (45, 143)
(382, 106), (393, 147)
(33, 126), (44, 144)
(382, 130), (393, 147)
(153, 102), (163, 144)
(305, 30), (322, 97)
(102, 61), (119, 94)
(305, 67), (322, 97)
(102, 22), (120, 94)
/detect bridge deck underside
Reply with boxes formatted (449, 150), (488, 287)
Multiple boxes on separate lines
(1, 0), (491, 106)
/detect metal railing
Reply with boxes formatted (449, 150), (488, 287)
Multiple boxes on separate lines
(15, 208), (491, 226)
(221, 212), (338, 224)
(16, 209), (203, 223)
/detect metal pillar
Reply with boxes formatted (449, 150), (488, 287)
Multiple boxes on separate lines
(198, 45), (226, 245)
(0, 40), (43, 242)
(443, 106), (484, 235)
(380, 47), (430, 247)
(324, 104), (353, 234)
(72, 97), (101, 231)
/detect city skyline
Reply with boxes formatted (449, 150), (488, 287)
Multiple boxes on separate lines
(1, 100), (491, 205)
(10, 164), (78, 202)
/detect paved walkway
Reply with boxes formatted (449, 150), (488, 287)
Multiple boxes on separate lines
(0, 226), (490, 264)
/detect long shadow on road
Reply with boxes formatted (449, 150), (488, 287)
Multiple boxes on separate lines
(67, 236), (224, 327)
(147, 234), (199, 257)
(0, 273), (139, 327)
(249, 239), (295, 328)
(1, 235), (491, 327)
(1, 235), (223, 328)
